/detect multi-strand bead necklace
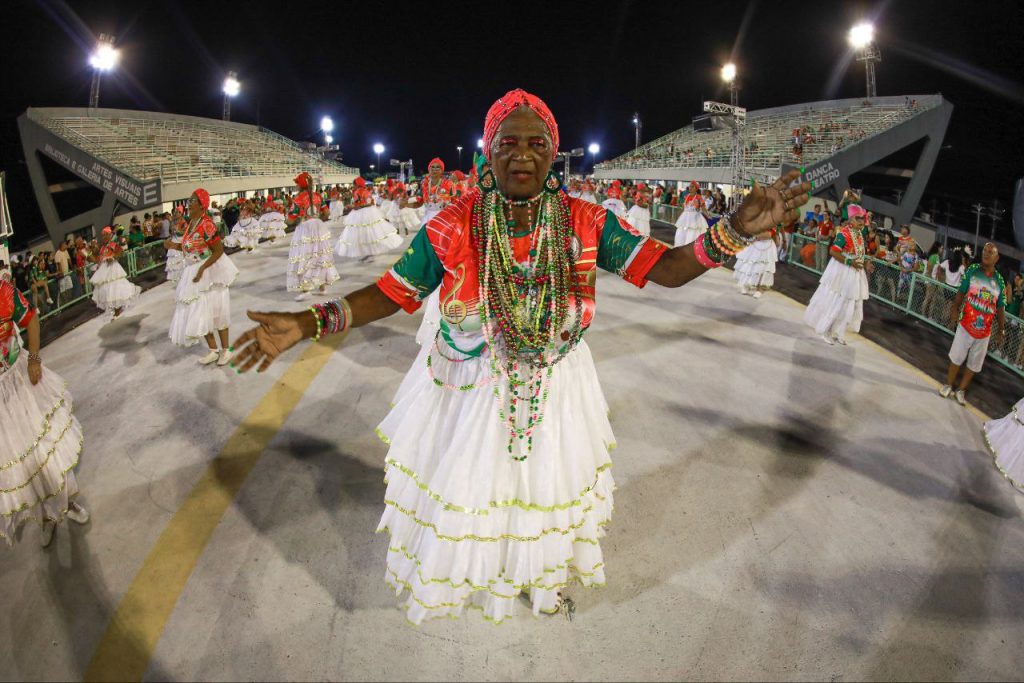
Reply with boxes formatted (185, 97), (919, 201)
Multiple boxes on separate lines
(471, 178), (583, 461)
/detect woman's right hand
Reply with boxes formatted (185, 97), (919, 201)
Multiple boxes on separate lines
(231, 310), (315, 373)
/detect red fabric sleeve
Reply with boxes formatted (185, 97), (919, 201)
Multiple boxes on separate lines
(621, 238), (670, 289)
(376, 271), (423, 313)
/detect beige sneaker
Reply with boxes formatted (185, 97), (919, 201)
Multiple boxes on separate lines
(198, 350), (219, 365)
(955, 389), (967, 406)
(217, 349), (233, 366)
(939, 384), (953, 398)
(66, 501), (89, 524)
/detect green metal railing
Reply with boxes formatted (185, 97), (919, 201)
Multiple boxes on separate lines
(786, 232), (1024, 378)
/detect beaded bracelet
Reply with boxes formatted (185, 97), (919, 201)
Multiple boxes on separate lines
(27, 352), (42, 363)
(694, 233), (726, 269)
(721, 212), (756, 248)
(310, 298), (353, 341)
(709, 222), (742, 256)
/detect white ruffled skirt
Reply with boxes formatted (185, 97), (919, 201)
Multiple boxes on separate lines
(287, 218), (340, 292)
(223, 219), (261, 250)
(261, 213), (287, 241)
(601, 199), (626, 219)
(674, 209), (708, 247)
(984, 398), (1024, 492)
(377, 339), (615, 624)
(168, 255), (238, 347)
(625, 206), (651, 236)
(0, 350), (84, 545)
(165, 238), (185, 284)
(803, 258), (870, 336)
(90, 260), (140, 312)
(329, 200), (345, 222)
(734, 239), (777, 290)
(336, 206), (403, 258)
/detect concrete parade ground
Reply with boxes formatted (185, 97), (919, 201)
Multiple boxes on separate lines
(2, 231), (1023, 682)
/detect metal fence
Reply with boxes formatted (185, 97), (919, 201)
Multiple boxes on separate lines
(786, 232), (1024, 378)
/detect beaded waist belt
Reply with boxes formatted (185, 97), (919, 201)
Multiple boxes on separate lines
(184, 250), (212, 263)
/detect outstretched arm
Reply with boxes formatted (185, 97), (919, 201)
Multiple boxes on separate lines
(231, 284), (400, 373)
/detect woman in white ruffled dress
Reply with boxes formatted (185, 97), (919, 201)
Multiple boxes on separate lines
(335, 177), (403, 260)
(89, 227), (140, 320)
(625, 184), (652, 236)
(803, 205), (872, 345)
(287, 172), (340, 302)
(734, 228), (781, 298)
(601, 181), (627, 218)
(223, 201), (262, 252)
(259, 199), (287, 243)
(165, 188), (238, 365)
(0, 278), (88, 547)
(674, 181), (709, 247)
(230, 88), (811, 625)
(164, 212), (186, 285)
(984, 397), (1024, 492)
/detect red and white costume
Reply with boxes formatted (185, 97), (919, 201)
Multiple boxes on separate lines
(804, 209), (871, 341)
(579, 179), (598, 204)
(287, 174), (340, 293)
(673, 182), (709, 246)
(601, 182), (627, 218)
(625, 184), (652, 236)
(89, 233), (140, 315)
(259, 199), (287, 242)
(335, 177), (403, 258)
(416, 159), (455, 227)
(169, 210), (238, 347)
(734, 229), (779, 295)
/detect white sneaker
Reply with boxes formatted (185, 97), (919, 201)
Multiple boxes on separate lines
(294, 292), (311, 302)
(217, 349), (233, 366)
(834, 335), (847, 346)
(66, 501), (89, 524)
(955, 389), (967, 406)
(40, 521), (55, 547)
(198, 350), (219, 365)
(821, 333), (835, 345)
(46, 298), (54, 305)
(752, 290), (763, 299)
(939, 384), (953, 398)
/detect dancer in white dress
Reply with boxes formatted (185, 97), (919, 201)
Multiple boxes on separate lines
(803, 204), (872, 345)
(734, 228), (781, 298)
(287, 172), (340, 302)
(579, 178), (598, 204)
(674, 181), (709, 247)
(625, 183), (652, 236)
(984, 397), (1024, 492)
(0, 278), (88, 547)
(165, 188), (239, 365)
(409, 158), (454, 229)
(328, 186), (345, 224)
(89, 227), (140, 320)
(259, 198), (287, 243)
(223, 201), (262, 252)
(335, 177), (403, 259)
(164, 211), (186, 285)
(601, 181), (627, 218)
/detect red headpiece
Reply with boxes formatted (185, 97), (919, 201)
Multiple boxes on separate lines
(482, 88), (559, 161)
(102, 226), (113, 236)
(452, 170), (466, 181)
(428, 157), (445, 172)
(193, 188), (210, 210)
(294, 172), (312, 190)
(607, 185), (621, 199)
(688, 181), (700, 192)
(354, 177), (366, 188)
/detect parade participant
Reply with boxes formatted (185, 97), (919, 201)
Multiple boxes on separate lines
(983, 396), (1024, 492)
(803, 204), (872, 345)
(408, 158), (454, 227)
(335, 177), (403, 260)
(579, 178), (598, 203)
(259, 198), (287, 243)
(379, 180), (396, 222)
(734, 227), (781, 298)
(625, 183), (652, 236)
(165, 188), (238, 365)
(601, 180), (627, 218)
(165, 209), (186, 285)
(231, 88), (809, 625)
(674, 181), (709, 246)
(0, 277), (87, 547)
(89, 227), (140, 320)
(286, 172), (339, 302)
(328, 186), (345, 224)
(939, 242), (1006, 405)
(223, 201), (262, 252)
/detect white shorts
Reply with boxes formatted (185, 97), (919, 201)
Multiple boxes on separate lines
(949, 325), (990, 373)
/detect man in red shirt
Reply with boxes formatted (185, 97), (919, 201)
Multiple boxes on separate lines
(815, 208), (833, 270)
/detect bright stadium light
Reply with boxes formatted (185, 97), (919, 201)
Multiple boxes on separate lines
(325, 134), (334, 144)
(457, 145), (463, 168)
(477, 138), (484, 149)
(321, 116), (334, 133)
(88, 34), (119, 108)
(721, 63), (737, 83)
(222, 71), (240, 121)
(632, 112), (642, 149)
(848, 22), (875, 49)
(373, 143), (385, 174)
(588, 143), (600, 155)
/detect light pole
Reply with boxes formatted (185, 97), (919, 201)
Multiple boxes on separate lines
(320, 116), (334, 147)
(849, 22), (881, 98)
(588, 143), (600, 173)
(88, 34), (119, 108)
(632, 112), (642, 149)
(456, 145), (463, 169)
(721, 63), (738, 107)
(373, 143), (385, 177)
(222, 71), (240, 121)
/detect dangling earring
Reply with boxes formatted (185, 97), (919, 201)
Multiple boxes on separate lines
(544, 170), (561, 194)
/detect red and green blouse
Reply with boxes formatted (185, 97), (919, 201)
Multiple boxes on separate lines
(180, 215), (221, 255)
(287, 191), (323, 221)
(0, 280), (35, 369)
(829, 225), (868, 258)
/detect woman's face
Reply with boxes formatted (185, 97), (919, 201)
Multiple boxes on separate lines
(189, 195), (202, 214)
(490, 107), (554, 200)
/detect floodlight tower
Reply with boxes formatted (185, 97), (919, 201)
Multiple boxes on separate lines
(588, 143), (600, 173)
(719, 63), (745, 195)
(849, 22), (881, 98)
(88, 34), (119, 108)
(222, 71), (240, 121)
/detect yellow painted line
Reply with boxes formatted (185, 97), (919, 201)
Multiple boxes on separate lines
(85, 333), (345, 682)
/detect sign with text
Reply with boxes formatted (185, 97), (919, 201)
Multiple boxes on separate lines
(783, 161), (842, 193)
(40, 140), (161, 210)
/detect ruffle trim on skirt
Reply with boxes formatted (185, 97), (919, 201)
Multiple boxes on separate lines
(734, 241), (777, 288)
(982, 402), (1024, 491)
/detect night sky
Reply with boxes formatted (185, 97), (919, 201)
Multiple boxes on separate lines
(3, 0), (1023, 248)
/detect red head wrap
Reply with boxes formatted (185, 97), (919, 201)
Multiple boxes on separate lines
(102, 226), (113, 236)
(452, 170), (466, 181)
(354, 177), (366, 188)
(688, 181), (700, 193)
(428, 158), (445, 172)
(482, 88), (559, 161)
(192, 188), (210, 210)
(294, 172), (312, 190)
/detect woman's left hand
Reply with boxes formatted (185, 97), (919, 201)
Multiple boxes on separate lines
(734, 169), (812, 237)
(193, 269), (204, 284)
(27, 359), (42, 385)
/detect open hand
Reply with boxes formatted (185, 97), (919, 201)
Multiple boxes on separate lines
(231, 311), (308, 373)
(734, 169), (812, 237)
